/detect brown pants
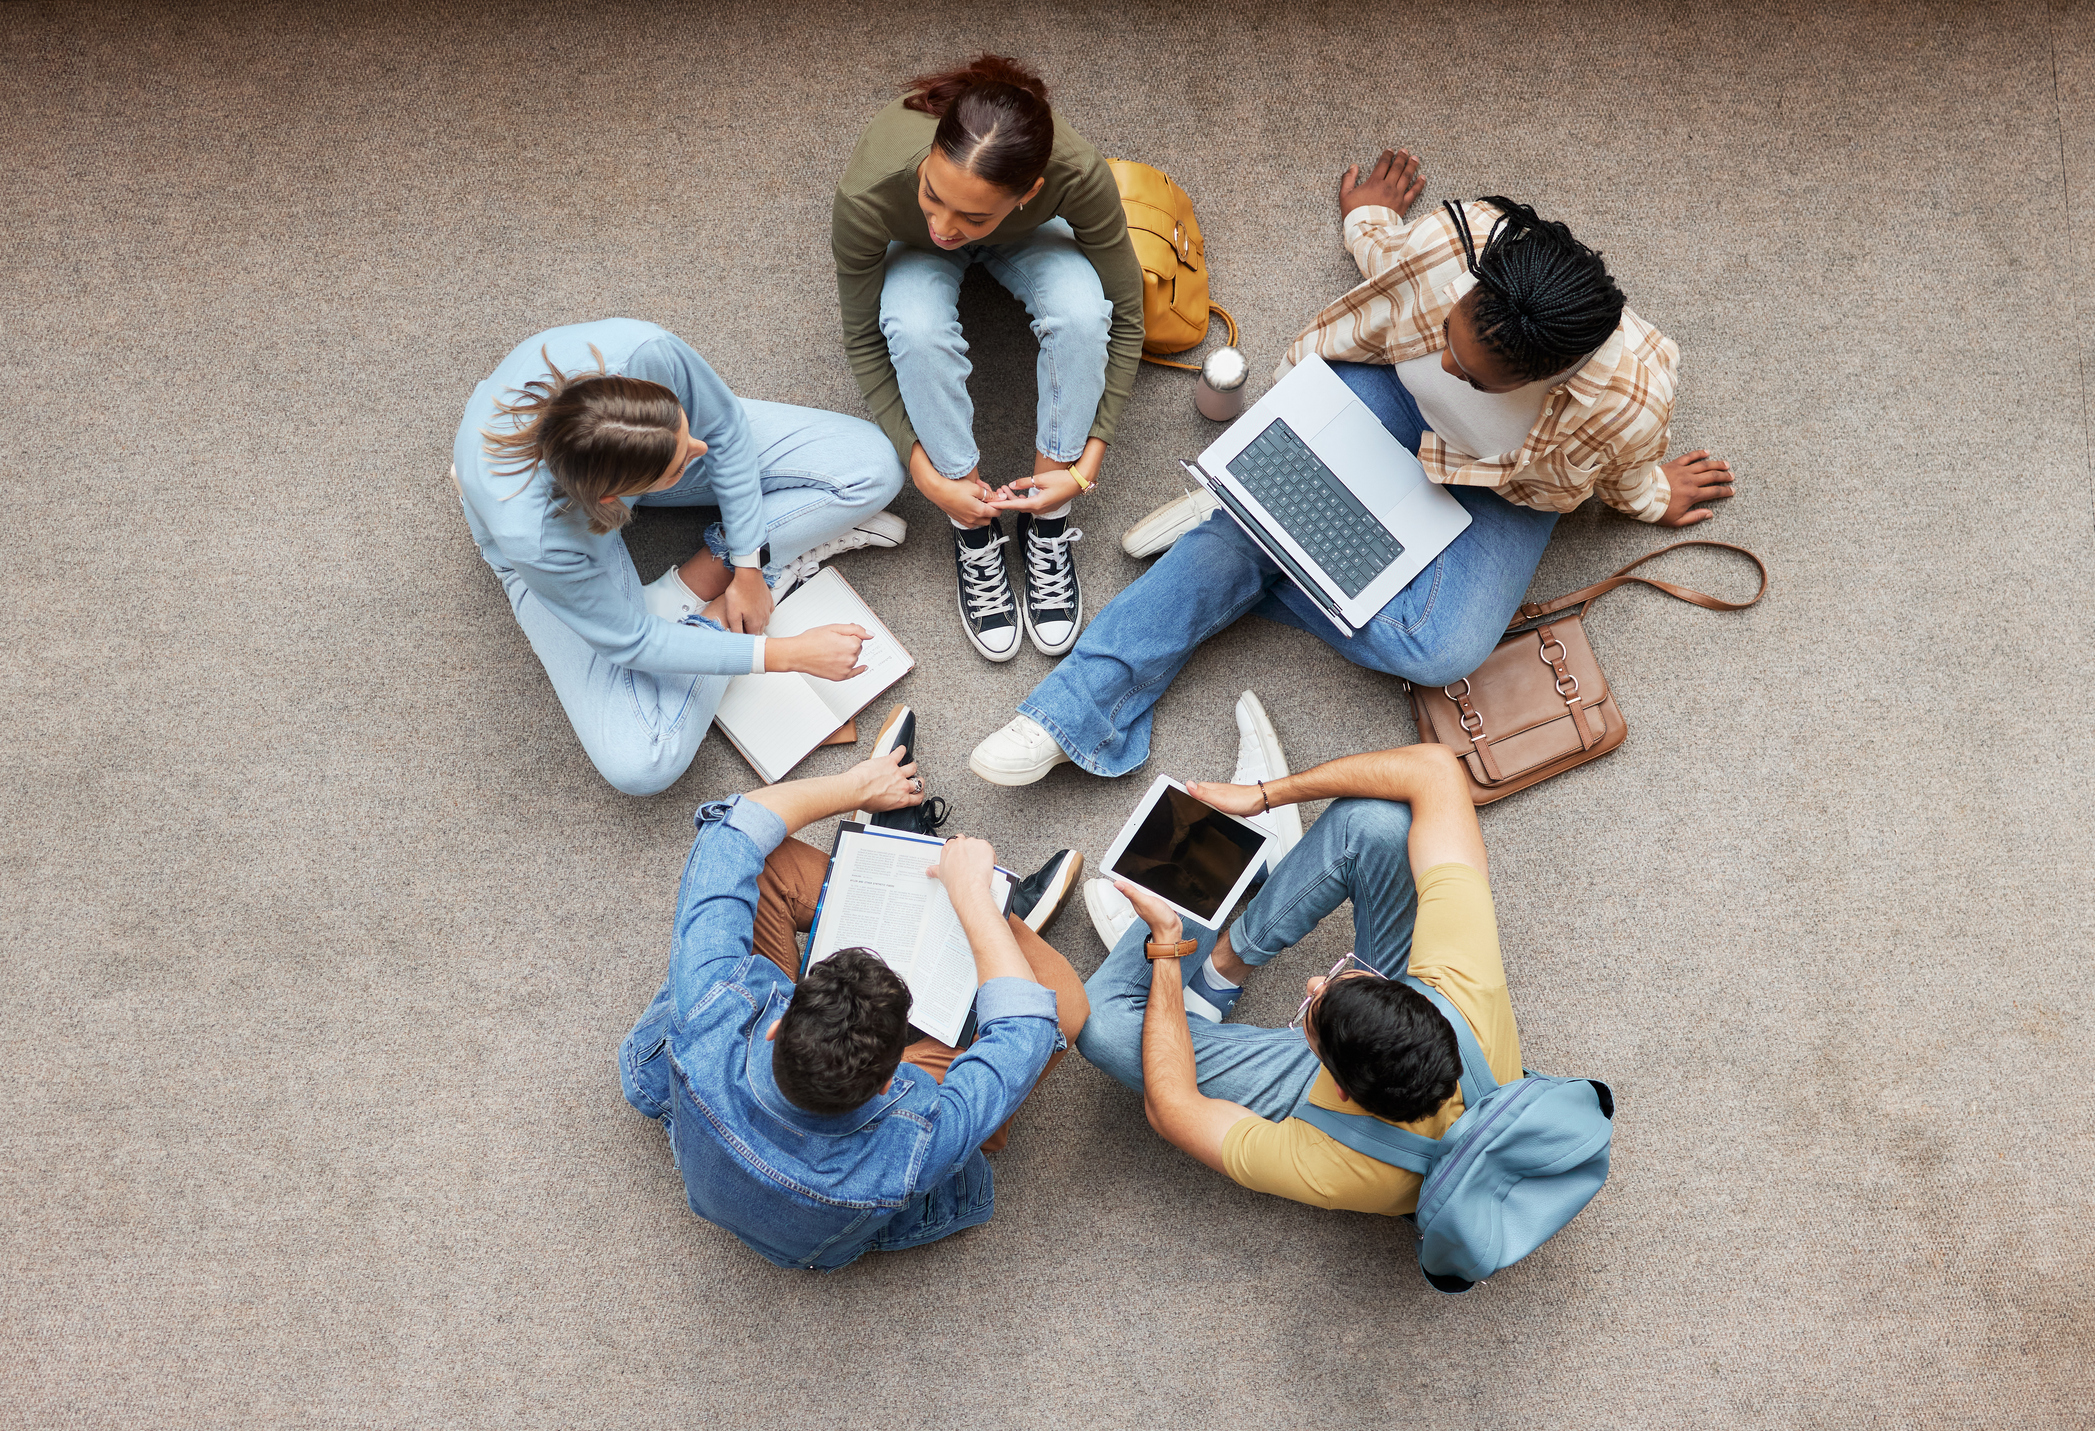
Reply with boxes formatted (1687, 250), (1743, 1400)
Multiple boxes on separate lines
(751, 835), (1091, 1153)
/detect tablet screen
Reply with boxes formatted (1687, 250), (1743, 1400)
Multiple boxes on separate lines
(1107, 784), (1268, 923)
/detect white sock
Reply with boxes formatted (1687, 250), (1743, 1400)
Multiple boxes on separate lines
(1037, 500), (1073, 520)
(1200, 954), (1240, 990)
(950, 515), (973, 530)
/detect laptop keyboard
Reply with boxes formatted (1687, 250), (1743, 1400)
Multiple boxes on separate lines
(1225, 419), (1403, 599)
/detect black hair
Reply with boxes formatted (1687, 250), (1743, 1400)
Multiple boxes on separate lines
(903, 54), (1054, 196)
(1464, 196), (1626, 383)
(771, 948), (913, 1116)
(1311, 976), (1461, 1123)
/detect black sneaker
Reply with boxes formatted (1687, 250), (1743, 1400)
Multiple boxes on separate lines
(953, 520), (1021, 662)
(1009, 848), (1084, 935)
(852, 704), (950, 836)
(1017, 512), (1083, 656)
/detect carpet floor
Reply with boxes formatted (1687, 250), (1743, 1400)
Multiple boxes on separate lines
(4, 2), (2091, 1427)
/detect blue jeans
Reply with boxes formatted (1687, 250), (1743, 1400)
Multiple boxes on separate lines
(880, 217), (1112, 475)
(504, 398), (903, 796)
(1019, 360), (1560, 776)
(1076, 798), (1420, 1112)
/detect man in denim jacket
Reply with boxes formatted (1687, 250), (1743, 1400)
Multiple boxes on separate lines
(620, 748), (1087, 1270)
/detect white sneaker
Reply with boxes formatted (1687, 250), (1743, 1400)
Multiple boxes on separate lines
(643, 566), (705, 621)
(1121, 489), (1219, 558)
(1082, 877), (1137, 949)
(1233, 690), (1304, 862)
(968, 714), (1072, 786)
(644, 512), (908, 615)
(774, 510), (910, 600)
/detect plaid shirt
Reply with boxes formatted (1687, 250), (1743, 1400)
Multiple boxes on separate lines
(1279, 201), (1679, 522)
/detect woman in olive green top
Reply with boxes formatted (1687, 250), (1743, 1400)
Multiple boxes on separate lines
(833, 53), (1143, 662)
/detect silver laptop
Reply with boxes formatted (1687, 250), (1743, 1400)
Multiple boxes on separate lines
(1179, 354), (1471, 636)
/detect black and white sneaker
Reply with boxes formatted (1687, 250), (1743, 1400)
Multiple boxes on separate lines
(852, 704), (949, 835)
(1017, 512), (1083, 656)
(954, 520), (1022, 662)
(1009, 848), (1084, 935)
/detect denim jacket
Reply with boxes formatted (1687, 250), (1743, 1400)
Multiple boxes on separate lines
(620, 796), (1064, 1271)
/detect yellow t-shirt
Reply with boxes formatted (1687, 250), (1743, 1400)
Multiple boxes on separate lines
(1220, 862), (1520, 1216)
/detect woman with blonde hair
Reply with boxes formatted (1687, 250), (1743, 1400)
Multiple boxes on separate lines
(453, 318), (905, 795)
(834, 54), (1143, 661)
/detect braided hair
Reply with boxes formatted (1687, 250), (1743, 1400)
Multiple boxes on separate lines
(1464, 197), (1625, 382)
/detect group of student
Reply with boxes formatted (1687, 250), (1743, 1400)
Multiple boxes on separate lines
(451, 55), (1735, 1272)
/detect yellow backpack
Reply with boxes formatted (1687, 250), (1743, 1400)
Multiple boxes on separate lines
(1108, 158), (1239, 370)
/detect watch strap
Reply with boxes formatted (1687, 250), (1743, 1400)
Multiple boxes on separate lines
(1145, 937), (1199, 961)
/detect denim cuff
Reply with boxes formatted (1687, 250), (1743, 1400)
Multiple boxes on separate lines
(694, 792), (788, 855)
(1223, 913), (1281, 968)
(975, 975), (1060, 1037)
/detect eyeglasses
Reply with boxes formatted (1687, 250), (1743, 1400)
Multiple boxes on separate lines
(1290, 951), (1364, 1030)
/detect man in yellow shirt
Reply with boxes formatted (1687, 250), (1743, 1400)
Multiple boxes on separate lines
(1074, 742), (1519, 1214)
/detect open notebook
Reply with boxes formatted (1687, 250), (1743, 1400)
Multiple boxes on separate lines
(714, 568), (914, 784)
(802, 823), (1015, 1047)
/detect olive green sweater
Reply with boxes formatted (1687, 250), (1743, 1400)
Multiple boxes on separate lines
(832, 98), (1144, 465)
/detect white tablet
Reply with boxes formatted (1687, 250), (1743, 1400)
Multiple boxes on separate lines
(1101, 775), (1277, 931)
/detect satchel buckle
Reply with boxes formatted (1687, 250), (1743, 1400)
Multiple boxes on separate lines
(1537, 635), (1579, 698)
(1442, 678), (1485, 735)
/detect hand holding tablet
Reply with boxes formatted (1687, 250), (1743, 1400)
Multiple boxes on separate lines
(1101, 776), (1278, 931)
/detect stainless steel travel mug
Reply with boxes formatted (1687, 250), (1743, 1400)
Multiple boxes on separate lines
(1195, 346), (1249, 421)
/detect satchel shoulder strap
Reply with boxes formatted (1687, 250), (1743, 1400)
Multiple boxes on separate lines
(1140, 304), (1240, 371)
(1509, 540), (1769, 630)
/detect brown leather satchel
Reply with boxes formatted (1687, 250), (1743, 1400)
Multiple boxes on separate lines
(1408, 541), (1769, 803)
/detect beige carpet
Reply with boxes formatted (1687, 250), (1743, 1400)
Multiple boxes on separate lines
(4, 2), (2091, 1426)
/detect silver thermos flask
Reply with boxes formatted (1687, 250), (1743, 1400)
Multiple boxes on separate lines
(1196, 346), (1249, 421)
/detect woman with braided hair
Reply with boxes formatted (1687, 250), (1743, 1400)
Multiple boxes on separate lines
(971, 148), (1736, 801)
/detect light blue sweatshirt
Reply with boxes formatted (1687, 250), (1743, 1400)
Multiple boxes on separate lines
(453, 319), (763, 677)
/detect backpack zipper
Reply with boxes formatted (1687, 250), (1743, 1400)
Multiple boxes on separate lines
(1418, 1077), (1538, 1216)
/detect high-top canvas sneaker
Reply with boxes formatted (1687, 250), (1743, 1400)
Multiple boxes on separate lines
(953, 520), (1021, 662)
(1017, 512), (1083, 656)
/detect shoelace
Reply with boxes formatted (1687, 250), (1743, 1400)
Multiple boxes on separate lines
(801, 527), (875, 564)
(958, 531), (1016, 619)
(1024, 526), (1083, 610)
(913, 795), (951, 835)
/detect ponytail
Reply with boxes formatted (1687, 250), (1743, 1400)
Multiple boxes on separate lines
(901, 54), (1054, 196)
(480, 346), (682, 536)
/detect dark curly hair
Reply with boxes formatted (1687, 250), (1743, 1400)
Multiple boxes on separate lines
(1464, 196), (1626, 383)
(1311, 976), (1461, 1123)
(772, 948), (914, 1115)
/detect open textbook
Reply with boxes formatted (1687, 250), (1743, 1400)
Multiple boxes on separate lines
(714, 568), (914, 784)
(802, 823), (1015, 1047)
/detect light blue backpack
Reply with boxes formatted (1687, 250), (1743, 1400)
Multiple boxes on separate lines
(1296, 976), (1614, 1293)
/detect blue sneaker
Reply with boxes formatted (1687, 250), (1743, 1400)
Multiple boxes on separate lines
(1183, 958), (1243, 1023)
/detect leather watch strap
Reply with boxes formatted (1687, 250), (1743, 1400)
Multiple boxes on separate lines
(1145, 937), (1199, 961)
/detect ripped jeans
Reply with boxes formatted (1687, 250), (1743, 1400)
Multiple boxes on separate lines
(1017, 361), (1559, 776)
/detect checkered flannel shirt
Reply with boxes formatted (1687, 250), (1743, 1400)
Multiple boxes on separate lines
(1278, 200), (1680, 522)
